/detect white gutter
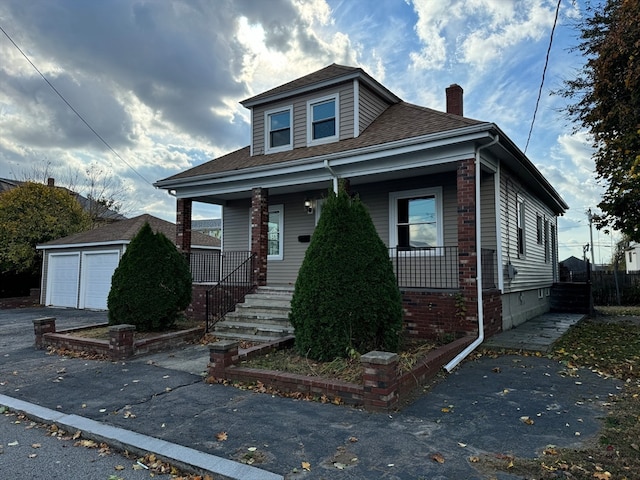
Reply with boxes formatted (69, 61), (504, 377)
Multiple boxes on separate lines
(444, 134), (499, 372)
(324, 159), (339, 193)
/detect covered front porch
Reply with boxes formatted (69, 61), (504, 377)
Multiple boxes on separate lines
(174, 156), (503, 341)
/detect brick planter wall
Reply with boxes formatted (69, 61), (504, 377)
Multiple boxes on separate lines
(33, 318), (203, 360)
(207, 336), (473, 412)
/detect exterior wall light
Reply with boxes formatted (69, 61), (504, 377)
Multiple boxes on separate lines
(304, 198), (314, 214)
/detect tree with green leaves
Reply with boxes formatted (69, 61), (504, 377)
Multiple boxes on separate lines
(289, 185), (403, 361)
(0, 182), (91, 274)
(560, 0), (640, 241)
(108, 222), (192, 331)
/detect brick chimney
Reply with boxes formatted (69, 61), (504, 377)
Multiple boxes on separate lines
(446, 84), (463, 116)
(47, 177), (55, 187)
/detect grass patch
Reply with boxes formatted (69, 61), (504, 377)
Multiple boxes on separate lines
(240, 340), (438, 384)
(489, 306), (640, 479)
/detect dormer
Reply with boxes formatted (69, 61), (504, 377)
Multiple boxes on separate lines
(240, 64), (401, 156)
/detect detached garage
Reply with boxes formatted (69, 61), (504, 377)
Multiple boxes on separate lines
(37, 214), (220, 310)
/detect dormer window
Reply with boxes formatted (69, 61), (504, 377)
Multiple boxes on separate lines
(307, 94), (339, 145)
(265, 106), (292, 153)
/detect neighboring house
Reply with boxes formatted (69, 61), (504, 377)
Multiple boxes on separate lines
(0, 177), (126, 226)
(626, 243), (640, 274)
(36, 214), (220, 310)
(154, 64), (568, 341)
(192, 218), (222, 239)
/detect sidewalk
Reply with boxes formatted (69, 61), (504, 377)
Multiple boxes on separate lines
(1, 308), (616, 479)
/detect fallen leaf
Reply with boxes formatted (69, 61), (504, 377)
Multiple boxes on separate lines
(520, 416), (534, 425)
(28, 453), (37, 458)
(432, 453), (445, 463)
(457, 442), (467, 448)
(114, 464), (125, 471)
(441, 407), (450, 413)
(593, 472), (612, 479)
(8, 441), (19, 447)
(302, 461), (311, 471)
(216, 431), (228, 441)
(72, 430), (81, 440)
(348, 436), (358, 443)
(469, 456), (480, 463)
(247, 447), (257, 452)
(31, 443), (41, 448)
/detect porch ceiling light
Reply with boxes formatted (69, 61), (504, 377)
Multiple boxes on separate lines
(304, 198), (314, 214)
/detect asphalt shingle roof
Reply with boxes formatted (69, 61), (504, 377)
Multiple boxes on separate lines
(37, 214), (220, 248)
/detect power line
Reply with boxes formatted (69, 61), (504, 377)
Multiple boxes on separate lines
(0, 24), (154, 187)
(524, 0), (562, 154)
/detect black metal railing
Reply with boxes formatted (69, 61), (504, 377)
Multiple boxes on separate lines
(190, 250), (222, 283)
(481, 248), (497, 290)
(390, 246), (459, 289)
(204, 251), (255, 332)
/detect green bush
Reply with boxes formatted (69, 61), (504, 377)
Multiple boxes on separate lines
(108, 222), (192, 331)
(289, 186), (403, 361)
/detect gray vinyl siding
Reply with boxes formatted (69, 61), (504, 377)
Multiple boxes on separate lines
(480, 172), (498, 288)
(499, 168), (556, 294)
(222, 198), (251, 252)
(250, 82), (355, 156)
(358, 84), (391, 134)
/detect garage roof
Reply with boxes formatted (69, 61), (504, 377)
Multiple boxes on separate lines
(36, 214), (220, 249)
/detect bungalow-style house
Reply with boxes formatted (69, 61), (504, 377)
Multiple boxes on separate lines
(36, 214), (220, 311)
(154, 64), (568, 347)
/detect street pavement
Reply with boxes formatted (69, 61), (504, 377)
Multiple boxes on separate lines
(0, 307), (621, 479)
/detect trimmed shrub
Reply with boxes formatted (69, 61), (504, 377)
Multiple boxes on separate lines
(289, 186), (403, 361)
(108, 222), (192, 331)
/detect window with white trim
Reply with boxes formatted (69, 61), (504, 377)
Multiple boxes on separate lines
(307, 94), (339, 145)
(267, 205), (284, 260)
(265, 107), (292, 153)
(389, 188), (443, 251)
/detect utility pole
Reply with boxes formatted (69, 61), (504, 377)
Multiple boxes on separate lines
(587, 209), (596, 267)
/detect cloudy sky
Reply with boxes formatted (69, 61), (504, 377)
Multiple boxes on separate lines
(0, 0), (613, 263)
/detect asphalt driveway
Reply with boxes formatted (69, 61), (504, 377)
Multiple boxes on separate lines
(0, 307), (621, 479)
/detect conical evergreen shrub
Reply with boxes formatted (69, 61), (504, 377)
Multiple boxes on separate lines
(289, 185), (403, 360)
(108, 222), (192, 331)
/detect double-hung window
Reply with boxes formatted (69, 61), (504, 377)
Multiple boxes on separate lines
(265, 107), (292, 153)
(307, 95), (338, 145)
(389, 188), (443, 252)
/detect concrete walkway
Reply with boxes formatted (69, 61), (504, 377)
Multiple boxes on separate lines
(482, 312), (585, 353)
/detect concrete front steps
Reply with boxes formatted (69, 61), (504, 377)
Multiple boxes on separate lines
(213, 286), (295, 342)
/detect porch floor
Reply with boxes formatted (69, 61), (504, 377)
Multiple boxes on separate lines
(481, 312), (585, 353)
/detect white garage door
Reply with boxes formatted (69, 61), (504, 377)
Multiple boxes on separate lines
(79, 251), (120, 310)
(46, 253), (80, 308)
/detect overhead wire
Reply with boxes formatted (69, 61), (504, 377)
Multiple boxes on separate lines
(524, 0), (562, 154)
(0, 24), (154, 187)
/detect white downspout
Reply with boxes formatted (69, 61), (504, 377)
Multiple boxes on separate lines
(444, 134), (499, 372)
(324, 159), (339, 193)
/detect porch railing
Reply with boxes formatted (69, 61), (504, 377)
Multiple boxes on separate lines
(203, 251), (255, 333)
(390, 246), (459, 289)
(481, 248), (497, 290)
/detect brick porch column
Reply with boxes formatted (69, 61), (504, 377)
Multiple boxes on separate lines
(361, 351), (399, 412)
(33, 317), (56, 349)
(457, 158), (479, 330)
(251, 187), (268, 286)
(176, 198), (192, 255)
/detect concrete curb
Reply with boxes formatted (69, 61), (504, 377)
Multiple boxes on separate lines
(0, 394), (283, 480)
